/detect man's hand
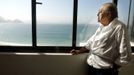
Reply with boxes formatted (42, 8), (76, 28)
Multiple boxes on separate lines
(70, 47), (89, 55)
(70, 49), (80, 55)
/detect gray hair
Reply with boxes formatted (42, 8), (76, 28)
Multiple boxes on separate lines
(102, 3), (118, 18)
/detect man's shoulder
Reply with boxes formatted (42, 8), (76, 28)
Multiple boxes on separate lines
(115, 19), (127, 30)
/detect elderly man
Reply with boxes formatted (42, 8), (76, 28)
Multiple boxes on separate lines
(70, 3), (132, 75)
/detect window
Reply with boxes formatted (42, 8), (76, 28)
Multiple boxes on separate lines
(0, 0), (133, 52)
(118, 0), (129, 25)
(76, 0), (112, 46)
(36, 0), (73, 46)
(128, 0), (134, 46)
(0, 0), (32, 46)
(118, 0), (134, 46)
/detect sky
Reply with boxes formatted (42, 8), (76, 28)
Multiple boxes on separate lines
(0, 0), (31, 23)
(0, 0), (130, 24)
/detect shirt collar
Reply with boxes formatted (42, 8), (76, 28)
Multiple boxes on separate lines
(107, 18), (118, 28)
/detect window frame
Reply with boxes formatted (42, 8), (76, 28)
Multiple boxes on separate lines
(0, 0), (133, 52)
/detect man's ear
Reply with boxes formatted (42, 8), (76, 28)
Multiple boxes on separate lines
(108, 13), (112, 19)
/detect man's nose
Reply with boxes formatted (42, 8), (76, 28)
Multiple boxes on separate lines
(97, 12), (100, 16)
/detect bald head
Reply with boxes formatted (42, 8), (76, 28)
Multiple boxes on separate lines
(97, 3), (118, 26)
(100, 3), (118, 19)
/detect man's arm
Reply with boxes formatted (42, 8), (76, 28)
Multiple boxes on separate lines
(115, 25), (132, 66)
(70, 47), (89, 55)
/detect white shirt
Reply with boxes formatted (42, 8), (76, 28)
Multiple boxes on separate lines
(85, 18), (132, 69)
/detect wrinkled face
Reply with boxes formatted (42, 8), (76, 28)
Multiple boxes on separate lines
(97, 10), (104, 22)
(97, 6), (110, 26)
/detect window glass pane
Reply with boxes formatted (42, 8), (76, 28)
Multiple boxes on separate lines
(77, 0), (112, 46)
(0, 0), (32, 46)
(37, 0), (73, 46)
(128, 0), (134, 46)
(118, 0), (129, 25)
(118, 0), (134, 46)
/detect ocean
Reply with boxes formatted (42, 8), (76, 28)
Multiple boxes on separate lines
(0, 23), (98, 46)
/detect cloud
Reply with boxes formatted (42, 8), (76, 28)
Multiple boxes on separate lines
(0, 16), (23, 23)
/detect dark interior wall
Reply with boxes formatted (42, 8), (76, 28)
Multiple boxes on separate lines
(0, 53), (133, 75)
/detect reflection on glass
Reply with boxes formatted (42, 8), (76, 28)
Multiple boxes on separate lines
(77, 0), (112, 46)
(37, 0), (73, 46)
(118, 0), (134, 46)
(128, 0), (134, 46)
(118, 0), (130, 25)
(0, 0), (32, 46)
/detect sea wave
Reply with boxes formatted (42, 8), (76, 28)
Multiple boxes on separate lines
(0, 41), (31, 46)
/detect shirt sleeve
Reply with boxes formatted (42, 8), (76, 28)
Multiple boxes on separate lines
(115, 25), (132, 66)
(84, 34), (95, 50)
(84, 27), (100, 50)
